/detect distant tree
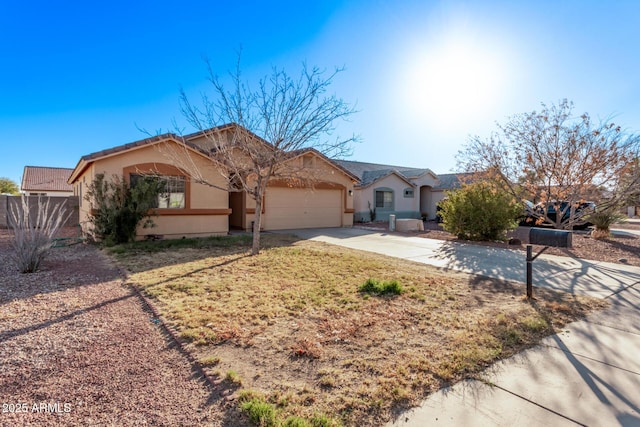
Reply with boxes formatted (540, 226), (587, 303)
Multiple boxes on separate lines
(0, 177), (19, 195)
(163, 56), (357, 255)
(439, 181), (521, 241)
(457, 100), (640, 229)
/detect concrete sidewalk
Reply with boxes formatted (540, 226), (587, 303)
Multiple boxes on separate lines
(287, 228), (640, 426)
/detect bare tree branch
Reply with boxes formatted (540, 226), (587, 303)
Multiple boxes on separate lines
(160, 55), (358, 254)
(457, 99), (640, 229)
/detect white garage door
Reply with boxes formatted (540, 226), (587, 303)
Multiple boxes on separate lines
(262, 187), (342, 230)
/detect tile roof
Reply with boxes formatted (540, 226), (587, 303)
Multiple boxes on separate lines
(432, 173), (473, 190)
(77, 125), (247, 163)
(80, 133), (181, 162)
(69, 125), (359, 184)
(336, 160), (439, 186)
(22, 166), (74, 192)
(335, 160), (470, 190)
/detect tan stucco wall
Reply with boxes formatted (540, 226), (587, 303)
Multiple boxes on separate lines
(429, 190), (448, 218)
(24, 190), (74, 197)
(354, 174), (418, 215)
(73, 141), (230, 239)
(144, 214), (228, 238)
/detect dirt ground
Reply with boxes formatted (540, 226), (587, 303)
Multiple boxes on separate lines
(0, 228), (242, 427)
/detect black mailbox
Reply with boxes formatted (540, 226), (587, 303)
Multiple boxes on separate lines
(529, 228), (572, 248)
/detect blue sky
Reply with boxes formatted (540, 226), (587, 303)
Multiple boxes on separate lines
(1, 0), (639, 187)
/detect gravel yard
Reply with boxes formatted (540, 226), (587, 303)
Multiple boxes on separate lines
(1, 220), (635, 426)
(0, 229), (233, 426)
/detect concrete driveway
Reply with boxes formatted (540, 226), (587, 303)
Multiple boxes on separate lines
(287, 227), (640, 426)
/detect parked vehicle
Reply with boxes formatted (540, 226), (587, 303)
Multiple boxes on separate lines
(518, 200), (538, 227)
(524, 200), (596, 230)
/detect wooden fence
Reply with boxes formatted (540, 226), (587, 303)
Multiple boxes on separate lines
(0, 195), (79, 229)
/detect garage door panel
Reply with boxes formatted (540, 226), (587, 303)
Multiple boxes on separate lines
(263, 188), (342, 230)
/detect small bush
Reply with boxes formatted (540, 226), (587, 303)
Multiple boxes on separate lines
(226, 370), (242, 385)
(310, 414), (340, 427)
(198, 356), (220, 367)
(359, 278), (404, 296)
(283, 416), (311, 427)
(439, 181), (521, 241)
(240, 398), (278, 427)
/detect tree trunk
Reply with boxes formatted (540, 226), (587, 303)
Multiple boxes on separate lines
(250, 178), (268, 256)
(251, 194), (262, 255)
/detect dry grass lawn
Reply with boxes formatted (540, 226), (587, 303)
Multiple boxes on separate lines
(111, 234), (606, 427)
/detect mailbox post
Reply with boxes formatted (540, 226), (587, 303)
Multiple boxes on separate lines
(526, 228), (572, 299)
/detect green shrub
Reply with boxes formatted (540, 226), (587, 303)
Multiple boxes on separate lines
(85, 173), (162, 245)
(359, 278), (403, 295)
(240, 398), (278, 427)
(439, 181), (521, 241)
(226, 370), (242, 385)
(310, 414), (340, 427)
(283, 416), (311, 427)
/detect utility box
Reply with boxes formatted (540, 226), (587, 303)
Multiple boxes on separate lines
(389, 214), (396, 231)
(529, 228), (572, 248)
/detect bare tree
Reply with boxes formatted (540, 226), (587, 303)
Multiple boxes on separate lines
(161, 57), (357, 254)
(617, 156), (640, 207)
(458, 99), (640, 229)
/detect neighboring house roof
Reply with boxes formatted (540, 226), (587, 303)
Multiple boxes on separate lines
(21, 166), (74, 192)
(432, 172), (479, 190)
(360, 169), (415, 187)
(336, 160), (442, 187)
(432, 173), (463, 190)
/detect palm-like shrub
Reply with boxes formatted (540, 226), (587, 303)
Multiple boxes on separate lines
(587, 209), (626, 239)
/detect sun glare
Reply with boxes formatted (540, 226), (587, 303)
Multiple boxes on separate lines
(402, 39), (506, 128)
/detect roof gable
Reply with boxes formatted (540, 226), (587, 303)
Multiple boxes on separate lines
(285, 148), (359, 182)
(336, 160), (436, 187)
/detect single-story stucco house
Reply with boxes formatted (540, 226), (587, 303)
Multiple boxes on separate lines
(335, 160), (467, 222)
(22, 166), (74, 196)
(68, 124), (358, 239)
